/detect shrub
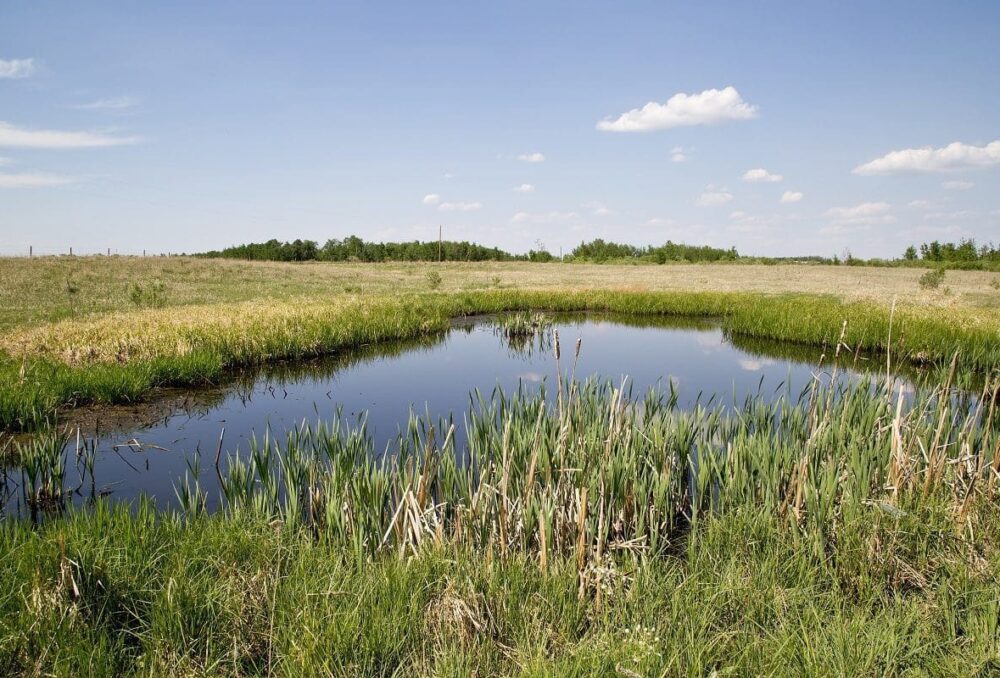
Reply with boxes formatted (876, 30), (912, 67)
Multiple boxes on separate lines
(128, 280), (168, 308)
(918, 268), (945, 290)
(426, 270), (442, 290)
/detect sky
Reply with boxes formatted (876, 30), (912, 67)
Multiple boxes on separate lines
(0, 1), (998, 258)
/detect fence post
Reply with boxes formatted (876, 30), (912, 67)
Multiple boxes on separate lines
(29, 245), (32, 258)
(69, 246), (73, 256)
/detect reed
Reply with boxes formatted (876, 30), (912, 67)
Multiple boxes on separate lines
(492, 311), (552, 338)
(163, 339), (996, 576)
(1, 364), (998, 673)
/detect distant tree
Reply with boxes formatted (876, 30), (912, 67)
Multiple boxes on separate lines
(197, 236), (743, 265)
(903, 245), (917, 261)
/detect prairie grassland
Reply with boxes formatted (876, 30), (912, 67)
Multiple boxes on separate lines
(1, 257), (999, 673)
(2, 255), (999, 331)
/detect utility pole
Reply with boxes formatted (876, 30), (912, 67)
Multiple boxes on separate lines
(438, 224), (442, 263)
(29, 245), (32, 258)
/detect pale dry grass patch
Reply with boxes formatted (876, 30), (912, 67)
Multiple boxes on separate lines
(2, 256), (999, 332)
(0, 296), (447, 365)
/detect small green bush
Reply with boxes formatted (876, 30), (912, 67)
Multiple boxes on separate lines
(128, 280), (168, 308)
(426, 270), (442, 290)
(918, 268), (945, 290)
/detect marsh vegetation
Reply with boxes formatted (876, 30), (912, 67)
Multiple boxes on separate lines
(0, 256), (998, 674)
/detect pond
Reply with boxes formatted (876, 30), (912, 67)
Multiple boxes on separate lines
(2, 313), (920, 517)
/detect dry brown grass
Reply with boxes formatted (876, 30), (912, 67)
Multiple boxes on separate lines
(1, 256), (997, 333)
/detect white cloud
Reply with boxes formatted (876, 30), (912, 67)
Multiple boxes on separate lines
(780, 191), (803, 203)
(738, 358), (776, 372)
(512, 183), (535, 193)
(742, 168), (783, 183)
(438, 201), (482, 212)
(853, 140), (1000, 175)
(819, 223), (868, 236)
(670, 146), (687, 163)
(0, 121), (139, 149)
(597, 86), (758, 132)
(511, 211), (578, 224)
(924, 210), (976, 221)
(0, 58), (36, 79)
(582, 201), (611, 216)
(422, 193), (441, 205)
(726, 211), (780, 234)
(517, 152), (545, 163)
(825, 201), (895, 225)
(696, 186), (733, 207)
(0, 172), (74, 188)
(942, 180), (974, 190)
(907, 199), (935, 210)
(909, 224), (968, 238)
(71, 96), (139, 111)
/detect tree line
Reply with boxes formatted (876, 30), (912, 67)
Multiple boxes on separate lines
(196, 237), (741, 263)
(903, 239), (1000, 266)
(198, 237), (525, 262)
(194, 236), (997, 270)
(566, 239), (739, 263)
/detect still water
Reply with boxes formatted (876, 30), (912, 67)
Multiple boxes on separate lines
(3, 313), (913, 516)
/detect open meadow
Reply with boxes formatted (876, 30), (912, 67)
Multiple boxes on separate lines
(2, 256), (999, 332)
(1, 256), (999, 675)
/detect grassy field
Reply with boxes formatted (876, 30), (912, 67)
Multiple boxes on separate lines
(2, 255), (999, 331)
(0, 255), (997, 432)
(1, 256), (999, 675)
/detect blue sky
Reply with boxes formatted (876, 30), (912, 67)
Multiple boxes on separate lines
(1, 1), (997, 257)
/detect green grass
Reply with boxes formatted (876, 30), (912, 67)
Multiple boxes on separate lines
(492, 311), (552, 338)
(2, 318), (998, 673)
(1, 289), (997, 432)
(2, 460), (998, 673)
(3, 256), (1000, 333)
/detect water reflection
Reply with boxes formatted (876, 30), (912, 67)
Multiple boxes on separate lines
(1, 313), (947, 518)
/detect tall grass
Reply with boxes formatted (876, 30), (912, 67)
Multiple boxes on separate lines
(1, 355), (998, 673)
(1, 289), (997, 432)
(189, 356), (997, 568)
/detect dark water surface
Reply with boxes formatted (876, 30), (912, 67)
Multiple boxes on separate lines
(3, 314), (918, 516)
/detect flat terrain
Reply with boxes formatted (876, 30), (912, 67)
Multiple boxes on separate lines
(2, 256), (999, 675)
(2, 256), (998, 332)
